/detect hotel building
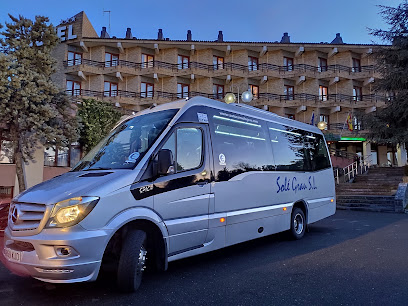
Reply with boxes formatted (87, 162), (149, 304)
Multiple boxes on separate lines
(0, 11), (406, 198)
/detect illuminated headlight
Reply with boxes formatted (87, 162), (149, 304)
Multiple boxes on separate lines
(46, 196), (99, 228)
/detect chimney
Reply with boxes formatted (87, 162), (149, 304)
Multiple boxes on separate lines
(280, 32), (290, 43)
(126, 28), (132, 39)
(101, 27), (110, 38)
(331, 33), (344, 44)
(158, 29), (163, 40)
(217, 31), (223, 42)
(187, 30), (192, 41)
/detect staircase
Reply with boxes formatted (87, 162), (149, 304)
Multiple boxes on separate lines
(336, 167), (405, 213)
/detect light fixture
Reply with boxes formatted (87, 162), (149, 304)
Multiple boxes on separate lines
(224, 92), (236, 104)
(340, 137), (366, 141)
(317, 121), (327, 130)
(241, 90), (253, 103)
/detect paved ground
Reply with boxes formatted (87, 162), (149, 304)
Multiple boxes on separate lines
(1, 210), (408, 305)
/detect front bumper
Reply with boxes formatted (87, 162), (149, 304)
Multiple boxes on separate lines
(2, 226), (111, 283)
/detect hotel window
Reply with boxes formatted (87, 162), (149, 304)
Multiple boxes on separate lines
(213, 84), (224, 100)
(213, 56), (224, 70)
(142, 54), (154, 68)
(67, 51), (82, 66)
(248, 56), (258, 71)
(353, 86), (362, 101)
(104, 81), (118, 97)
(0, 130), (14, 164)
(318, 57), (327, 72)
(177, 83), (189, 98)
(352, 58), (361, 72)
(44, 144), (81, 167)
(250, 85), (259, 99)
(66, 80), (81, 96)
(319, 85), (328, 101)
(284, 85), (294, 100)
(105, 52), (119, 67)
(178, 55), (189, 69)
(283, 57), (294, 71)
(141, 82), (154, 98)
(319, 115), (329, 130)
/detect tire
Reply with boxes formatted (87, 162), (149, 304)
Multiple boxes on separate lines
(289, 208), (306, 240)
(117, 229), (147, 293)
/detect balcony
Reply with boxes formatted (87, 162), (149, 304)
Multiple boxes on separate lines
(67, 88), (388, 110)
(66, 89), (228, 110)
(64, 58), (377, 80)
(255, 92), (387, 108)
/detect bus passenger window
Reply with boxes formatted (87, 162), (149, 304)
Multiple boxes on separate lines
(268, 123), (305, 171)
(210, 112), (274, 181)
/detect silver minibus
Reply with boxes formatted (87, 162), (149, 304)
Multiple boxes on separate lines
(3, 97), (335, 292)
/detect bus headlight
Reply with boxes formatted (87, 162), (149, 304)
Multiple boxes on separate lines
(46, 196), (99, 228)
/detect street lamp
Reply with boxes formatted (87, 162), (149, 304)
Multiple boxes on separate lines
(224, 92), (236, 104)
(224, 84), (253, 104)
(317, 121), (327, 130)
(241, 91), (253, 103)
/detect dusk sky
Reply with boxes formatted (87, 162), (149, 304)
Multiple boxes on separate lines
(0, 0), (402, 44)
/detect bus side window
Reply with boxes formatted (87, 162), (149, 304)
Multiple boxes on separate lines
(304, 133), (331, 171)
(210, 112), (273, 181)
(268, 123), (305, 171)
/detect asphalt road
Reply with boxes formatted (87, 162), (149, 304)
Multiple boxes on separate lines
(1, 210), (408, 305)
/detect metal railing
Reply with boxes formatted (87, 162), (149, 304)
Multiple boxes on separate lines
(256, 92), (388, 103)
(63, 58), (377, 75)
(66, 89), (389, 105)
(334, 154), (372, 184)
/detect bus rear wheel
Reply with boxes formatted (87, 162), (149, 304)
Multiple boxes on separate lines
(289, 208), (306, 240)
(117, 229), (147, 292)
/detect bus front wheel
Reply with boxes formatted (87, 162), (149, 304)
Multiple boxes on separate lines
(117, 229), (147, 292)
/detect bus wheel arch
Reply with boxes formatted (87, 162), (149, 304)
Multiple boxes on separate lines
(102, 219), (168, 280)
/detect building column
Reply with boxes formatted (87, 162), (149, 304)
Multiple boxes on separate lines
(363, 141), (371, 166)
(378, 145), (388, 167)
(397, 143), (407, 166)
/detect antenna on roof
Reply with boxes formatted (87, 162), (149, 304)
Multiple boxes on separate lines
(103, 9), (111, 34)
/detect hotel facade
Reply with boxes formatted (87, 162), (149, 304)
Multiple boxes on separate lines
(0, 11), (406, 199)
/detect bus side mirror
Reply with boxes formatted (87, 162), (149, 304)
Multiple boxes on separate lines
(157, 149), (175, 176)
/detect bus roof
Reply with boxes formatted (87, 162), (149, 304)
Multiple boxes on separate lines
(179, 96), (323, 135)
(124, 96), (322, 135)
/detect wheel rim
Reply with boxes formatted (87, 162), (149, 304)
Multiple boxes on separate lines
(136, 245), (147, 276)
(293, 213), (304, 235)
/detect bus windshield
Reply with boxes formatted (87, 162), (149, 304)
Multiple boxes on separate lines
(72, 109), (178, 171)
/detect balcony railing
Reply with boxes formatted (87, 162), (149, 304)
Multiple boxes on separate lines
(63, 58), (376, 74)
(67, 89), (389, 104)
(257, 92), (387, 103)
(326, 123), (365, 131)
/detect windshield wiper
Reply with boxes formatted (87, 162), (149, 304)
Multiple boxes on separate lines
(84, 167), (113, 171)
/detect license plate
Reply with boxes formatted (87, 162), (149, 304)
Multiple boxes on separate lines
(4, 247), (22, 262)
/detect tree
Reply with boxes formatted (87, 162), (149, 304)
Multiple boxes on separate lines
(364, 1), (408, 147)
(0, 15), (79, 192)
(77, 99), (122, 153)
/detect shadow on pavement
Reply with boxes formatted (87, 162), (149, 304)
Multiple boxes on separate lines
(0, 210), (407, 304)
